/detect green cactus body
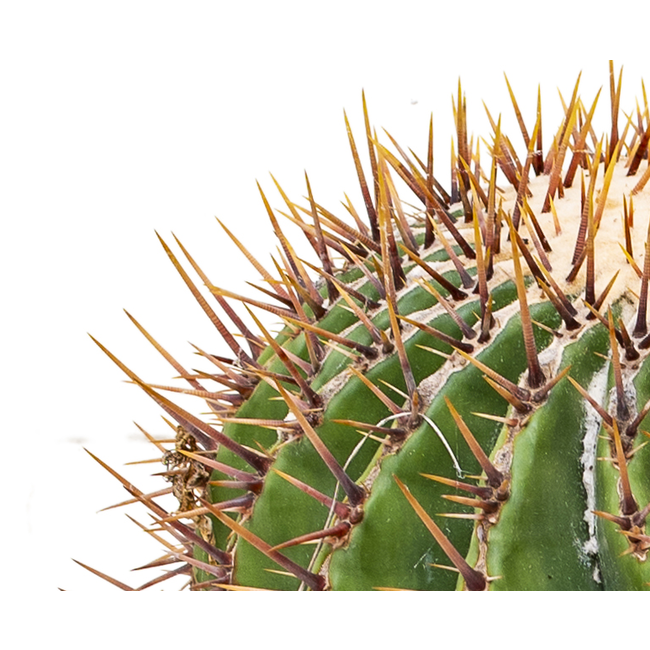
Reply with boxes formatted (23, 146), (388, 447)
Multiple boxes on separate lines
(86, 64), (650, 591)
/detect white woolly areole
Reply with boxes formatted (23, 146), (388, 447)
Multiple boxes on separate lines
(463, 158), (649, 307)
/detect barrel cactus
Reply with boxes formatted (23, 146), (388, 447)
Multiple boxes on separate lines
(82, 63), (650, 590)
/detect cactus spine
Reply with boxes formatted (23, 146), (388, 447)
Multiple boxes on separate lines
(83, 63), (650, 590)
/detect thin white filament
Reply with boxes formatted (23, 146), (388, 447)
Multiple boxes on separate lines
(420, 413), (465, 478)
(379, 412), (465, 477)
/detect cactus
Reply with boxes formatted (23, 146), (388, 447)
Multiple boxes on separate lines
(82, 62), (650, 590)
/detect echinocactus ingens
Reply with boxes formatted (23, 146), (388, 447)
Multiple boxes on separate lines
(81, 62), (650, 590)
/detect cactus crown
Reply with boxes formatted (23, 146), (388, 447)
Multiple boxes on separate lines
(83, 62), (650, 590)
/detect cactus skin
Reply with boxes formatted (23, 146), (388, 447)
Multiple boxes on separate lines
(85, 64), (650, 591)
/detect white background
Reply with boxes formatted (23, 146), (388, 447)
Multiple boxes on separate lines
(2, 0), (649, 635)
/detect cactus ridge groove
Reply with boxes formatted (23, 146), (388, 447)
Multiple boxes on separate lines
(82, 62), (650, 590)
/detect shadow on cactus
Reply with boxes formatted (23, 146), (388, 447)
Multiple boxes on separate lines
(80, 62), (650, 590)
